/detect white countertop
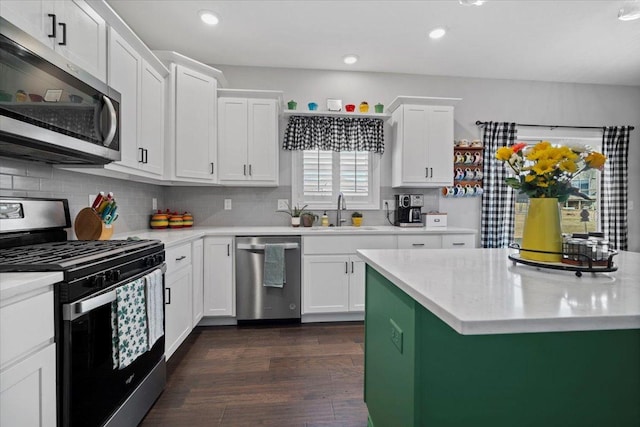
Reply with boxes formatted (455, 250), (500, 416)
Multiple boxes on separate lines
(115, 225), (477, 248)
(0, 272), (63, 302)
(357, 248), (640, 335)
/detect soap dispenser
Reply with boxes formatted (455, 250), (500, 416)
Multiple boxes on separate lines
(321, 211), (329, 227)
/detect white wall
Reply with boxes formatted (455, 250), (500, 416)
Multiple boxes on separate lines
(212, 65), (640, 251)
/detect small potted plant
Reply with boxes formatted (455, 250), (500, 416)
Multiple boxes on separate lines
(280, 202), (308, 227)
(301, 212), (318, 227)
(351, 211), (363, 227)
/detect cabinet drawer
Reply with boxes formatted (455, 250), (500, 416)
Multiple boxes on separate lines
(1, 290), (54, 367)
(442, 234), (476, 249)
(165, 243), (192, 273)
(397, 235), (442, 249)
(303, 235), (396, 255)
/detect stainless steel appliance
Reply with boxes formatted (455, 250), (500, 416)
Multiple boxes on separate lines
(236, 236), (301, 321)
(395, 193), (424, 227)
(0, 17), (120, 164)
(0, 197), (165, 427)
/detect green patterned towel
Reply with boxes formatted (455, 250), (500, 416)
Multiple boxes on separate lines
(111, 278), (149, 369)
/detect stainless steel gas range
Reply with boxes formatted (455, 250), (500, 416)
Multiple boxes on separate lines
(0, 197), (166, 427)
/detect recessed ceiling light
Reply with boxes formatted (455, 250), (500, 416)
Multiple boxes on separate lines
(618, 3), (640, 21)
(459, 0), (486, 5)
(429, 28), (446, 39)
(199, 10), (219, 26)
(343, 54), (359, 65)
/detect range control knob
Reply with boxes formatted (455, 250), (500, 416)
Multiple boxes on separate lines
(112, 269), (121, 282)
(93, 273), (106, 288)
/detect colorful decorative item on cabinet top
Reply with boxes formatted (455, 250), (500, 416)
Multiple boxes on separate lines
(287, 100), (297, 110)
(374, 103), (384, 113)
(359, 101), (369, 113)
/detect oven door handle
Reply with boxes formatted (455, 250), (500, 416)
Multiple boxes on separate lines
(63, 289), (116, 320)
(63, 264), (166, 321)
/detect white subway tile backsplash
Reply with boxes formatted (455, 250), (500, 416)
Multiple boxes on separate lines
(0, 174), (12, 189)
(26, 164), (53, 179)
(12, 176), (40, 191)
(0, 159), (27, 176)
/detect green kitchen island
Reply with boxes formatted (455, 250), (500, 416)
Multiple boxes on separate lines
(357, 248), (640, 427)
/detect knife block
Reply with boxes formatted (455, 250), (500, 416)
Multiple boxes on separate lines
(74, 207), (114, 240)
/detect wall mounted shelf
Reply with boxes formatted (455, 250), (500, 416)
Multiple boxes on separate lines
(282, 109), (391, 119)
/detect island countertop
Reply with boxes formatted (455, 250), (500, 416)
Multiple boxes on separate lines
(357, 247), (640, 335)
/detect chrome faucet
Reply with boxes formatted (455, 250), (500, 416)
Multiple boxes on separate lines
(336, 192), (347, 226)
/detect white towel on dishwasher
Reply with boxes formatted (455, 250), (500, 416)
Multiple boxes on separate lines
(145, 269), (164, 348)
(145, 269), (163, 348)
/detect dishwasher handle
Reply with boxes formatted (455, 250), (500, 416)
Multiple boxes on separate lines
(236, 243), (299, 251)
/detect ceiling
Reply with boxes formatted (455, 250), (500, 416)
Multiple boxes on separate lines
(106, 0), (640, 87)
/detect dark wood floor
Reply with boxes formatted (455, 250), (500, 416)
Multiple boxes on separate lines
(140, 322), (368, 427)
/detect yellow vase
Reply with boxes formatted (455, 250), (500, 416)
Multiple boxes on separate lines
(520, 197), (562, 262)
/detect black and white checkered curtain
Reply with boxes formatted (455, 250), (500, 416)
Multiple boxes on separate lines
(600, 126), (631, 251)
(481, 122), (518, 248)
(283, 116), (384, 153)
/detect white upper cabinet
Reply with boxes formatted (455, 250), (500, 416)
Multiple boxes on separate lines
(218, 90), (281, 186)
(389, 96), (460, 188)
(106, 27), (165, 178)
(1, 0), (107, 82)
(155, 50), (224, 184)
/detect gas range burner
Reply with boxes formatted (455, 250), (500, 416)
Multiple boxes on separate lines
(0, 239), (163, 272)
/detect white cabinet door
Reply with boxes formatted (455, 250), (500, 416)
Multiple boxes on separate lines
(164, 266), (192, 359)
(203, 237), (234, 317)
(401, 106), (430, 185)
(426, 106), (455, 185)
(303, 255), (350, 313)
(108, 27), (140, 170)
(247, 98), (278, 183)
(392, 104), (454, 188)
(174, 65), (217, 181)
(54, 0), (106, 82)
(139, 60), (165, 176)
(0, 343), (56, 427)
(191, 238), (204, 326)
(348, 255), (366, 312)
(0, 0), (55, 47)
(218, 98), (248, 181)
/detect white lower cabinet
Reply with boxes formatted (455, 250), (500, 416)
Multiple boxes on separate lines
(442, 234), (476, 249)
(0, 344), (56, 427)
(1, 286), (56, 427)
(302, 235), (396, 314)
(397, 233), (477, 249)
(203, 237), (234, 317)
(164, 243), (193, 360)
(191, 239), (204, 326)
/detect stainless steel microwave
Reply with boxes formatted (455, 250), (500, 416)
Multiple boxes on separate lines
(0, 17), (120, 165)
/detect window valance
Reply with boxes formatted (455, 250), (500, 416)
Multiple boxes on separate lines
(283, 116), (384, 154)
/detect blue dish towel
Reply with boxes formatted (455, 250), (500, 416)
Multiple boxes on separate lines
(263, 243), (286, 288)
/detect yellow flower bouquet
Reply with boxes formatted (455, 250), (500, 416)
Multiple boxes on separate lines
(496, 141), (606, 203)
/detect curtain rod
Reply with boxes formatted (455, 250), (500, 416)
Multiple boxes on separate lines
(475, 121), (634, 131)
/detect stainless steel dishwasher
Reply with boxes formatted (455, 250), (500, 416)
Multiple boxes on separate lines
(235, 236), (301, 321)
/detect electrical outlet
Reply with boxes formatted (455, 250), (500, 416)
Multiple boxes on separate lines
(152, 198), (157, 210)
(224, 199), (232, 210)
(89, 194), (96, 206)
(277, 199), (289, 211)
(629, 200), (634, 211)
(390, 319), (403, 354)
(383, 199), (395, 210)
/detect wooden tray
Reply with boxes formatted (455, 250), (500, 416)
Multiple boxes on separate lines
(74, 207), (113, 240)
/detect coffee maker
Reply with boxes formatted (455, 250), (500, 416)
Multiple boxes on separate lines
(394, 194), (424, 227)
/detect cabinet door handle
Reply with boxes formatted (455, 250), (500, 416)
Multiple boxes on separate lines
(345, 262), (348, 274)
(243, 164), (247, 176)
(144, 149), (149, 164)
(47, 14), (57, 38)
(175, 255), (187, 261)
(412, 243), (425, 247)
(227, 244), (230, 257)
(165, 288), (171, 305)
(425, 167), (428, 178)
(138, 147), (144, 163)
(430, 167), (433, 178)
(58, 22), (67, 46)
(249, 164), (252, 176)
(452, 242), (465, 246)
(210, 162), (215, 174)
(351, 261), (354, 274)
